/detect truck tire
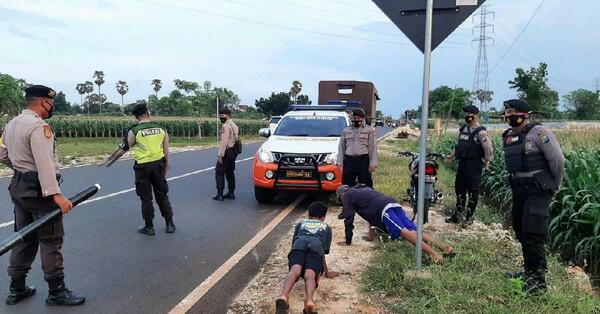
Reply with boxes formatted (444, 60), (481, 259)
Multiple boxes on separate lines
(255, 186), (275, 204)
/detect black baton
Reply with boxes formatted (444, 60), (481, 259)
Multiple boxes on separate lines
(0, 184), (102, 256)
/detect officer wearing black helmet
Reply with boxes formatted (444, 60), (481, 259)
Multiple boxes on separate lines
(337, 108), (378, 187)
(502, 99), (565, 294)
(446, 105), (493, 226)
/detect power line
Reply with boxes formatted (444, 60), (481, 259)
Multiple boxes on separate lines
(278, 0), (380, 20)
(220, 0), (404, 38)
(472, 5), (494, 111)
(328, 0), (381, 13)
(490, 0), (547, 74)
(137, 0), (410, 46)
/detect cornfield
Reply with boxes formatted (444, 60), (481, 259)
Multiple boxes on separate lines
(1, 118), (265, 138)
(432, 130), (600, 287)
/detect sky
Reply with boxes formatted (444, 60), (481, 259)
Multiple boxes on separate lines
(1, 0), (599, 117)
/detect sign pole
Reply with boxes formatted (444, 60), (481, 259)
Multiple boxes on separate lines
(415, 0), (434, 271)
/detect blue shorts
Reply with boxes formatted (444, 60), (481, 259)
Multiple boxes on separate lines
(382, 204), (417, 240)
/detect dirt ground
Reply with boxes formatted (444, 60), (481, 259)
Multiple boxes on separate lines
(228, 204), (385, 314)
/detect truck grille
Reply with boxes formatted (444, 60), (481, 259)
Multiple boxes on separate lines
(273, 152), (328, 164)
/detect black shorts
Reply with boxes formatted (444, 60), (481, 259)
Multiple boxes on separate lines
(288, 249), (324, 278)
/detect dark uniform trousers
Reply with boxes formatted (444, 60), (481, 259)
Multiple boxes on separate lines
(455, 159), (484, 218)
(215, 148), (236, 194)
(8, 175), (64, 283)
(510, 182), (552, 281)
(134, 159), (173, 223)
(342, 155), (373, 187)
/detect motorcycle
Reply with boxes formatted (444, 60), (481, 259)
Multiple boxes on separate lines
(398, 151), (445, 224)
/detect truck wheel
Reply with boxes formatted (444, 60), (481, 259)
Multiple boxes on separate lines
(255, 186), (275, 204)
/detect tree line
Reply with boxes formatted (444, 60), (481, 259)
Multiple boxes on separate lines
(415, 62), (600, 121)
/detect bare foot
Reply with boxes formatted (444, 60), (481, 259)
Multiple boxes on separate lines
(431, 253), (443, 264)
(443, 246), (454, 255)
(304, 301), (317, 314)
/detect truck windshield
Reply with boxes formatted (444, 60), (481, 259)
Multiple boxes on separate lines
(274, 115), (347, 137)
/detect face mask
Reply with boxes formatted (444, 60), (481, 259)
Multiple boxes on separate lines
(220, 118), (227, 123)
(42, 100), (54, 119)
(353, 121), (362, 127)
(505, 115), (525, 127)
(464, 116), (474, 123)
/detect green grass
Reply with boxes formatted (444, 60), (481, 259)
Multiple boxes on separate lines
(363, 135), (600, 313)
(363, 237), (600, 314)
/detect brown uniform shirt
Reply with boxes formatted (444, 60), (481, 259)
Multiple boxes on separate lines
(337, 125), (378, 167)
(0, 109), (61, 197)
(218, 120), (239, 157)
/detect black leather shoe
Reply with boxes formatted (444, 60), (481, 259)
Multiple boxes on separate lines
(166, 222), (176, 233)
(6, 286), (36, 305)
(138, 225), (155, 236)
(212, 194), (224, 201)
(46, 287), (85, 306)
(223, 192), (235, 200)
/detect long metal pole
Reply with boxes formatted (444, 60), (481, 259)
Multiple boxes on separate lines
(416, 0), (434, 270)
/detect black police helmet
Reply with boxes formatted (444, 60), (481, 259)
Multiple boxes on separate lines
(503, 99), (530, 113)
(462, 105), (479, 115)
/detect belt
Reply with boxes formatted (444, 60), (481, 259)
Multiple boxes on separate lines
(344, 154), (369, 160)
(13, 171), (62, 183)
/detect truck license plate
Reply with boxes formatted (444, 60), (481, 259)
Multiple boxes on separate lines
(286, 170), (312, 179)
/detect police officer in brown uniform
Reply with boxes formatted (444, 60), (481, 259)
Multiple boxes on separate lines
(502, 99), (565, 294)
(0, 85), (85, 306)
(212, 108), (239, 201)
(337, 108), (378, 187)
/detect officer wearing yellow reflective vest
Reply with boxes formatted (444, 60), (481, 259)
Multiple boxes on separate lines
(502, 99), (565, 294)
(102, 103), (175, 235)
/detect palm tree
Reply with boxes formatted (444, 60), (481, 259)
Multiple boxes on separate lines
(76, 83), (86, 111)
(93, 71), (105, 114)
(116, 81), (129, 115)
(151, 79), (162, 98)
(289, 80), (302, 104)
(84, 81), (94, 115)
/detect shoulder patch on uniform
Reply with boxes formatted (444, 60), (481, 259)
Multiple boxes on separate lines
(43, 125), (52, 139)
(538, 128), (551, 143)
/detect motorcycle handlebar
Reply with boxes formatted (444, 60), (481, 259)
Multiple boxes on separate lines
(397, 151), (445, 159)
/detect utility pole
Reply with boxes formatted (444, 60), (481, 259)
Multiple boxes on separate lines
(472, 5), (494, 113)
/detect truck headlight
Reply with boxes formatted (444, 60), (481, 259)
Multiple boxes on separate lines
(258, 147), (274, 163)
(325, 152), (338, 164)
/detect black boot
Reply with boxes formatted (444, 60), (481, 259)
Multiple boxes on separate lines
(138, 222), (155, 236)
(445, 214), (459, 224)
(165, 218), (176, 233)
(223, 191), (235, 200)
(6, 277), (36, 305)
(46, 280), (85, 306)
(523, 270), (547, 295)
(212, 192), (224, 201)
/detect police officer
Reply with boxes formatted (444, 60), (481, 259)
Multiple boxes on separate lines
(103, 103), (175, 235)
(502, 99), (565, 294)
(212, 107), (239, 201)
(446, 105), (493, 226)
(337, 108), (378, 187)
(0, 85), (85, 305)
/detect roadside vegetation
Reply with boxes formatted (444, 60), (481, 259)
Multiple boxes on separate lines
(363, 132), (600, 313)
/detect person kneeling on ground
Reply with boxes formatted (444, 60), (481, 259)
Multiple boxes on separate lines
(276, 202), (338, 314)
(336, 185), (454, 263)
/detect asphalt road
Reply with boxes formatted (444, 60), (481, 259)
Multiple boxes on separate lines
(0, 126), (392, 314)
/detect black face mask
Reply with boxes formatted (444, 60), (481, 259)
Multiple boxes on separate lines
(505, 115), (525, 127)
(220, 118), (227, 123)
(352, 121), (362, 127)
(464, 116), (474, 124)
(42, 101), (54, 119)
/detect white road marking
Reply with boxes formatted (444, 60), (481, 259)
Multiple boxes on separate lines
(0, 157), (255, 229)
(168, 194), (306, 314)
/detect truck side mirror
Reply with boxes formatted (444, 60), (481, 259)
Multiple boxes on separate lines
(258, 128), (271, 138)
